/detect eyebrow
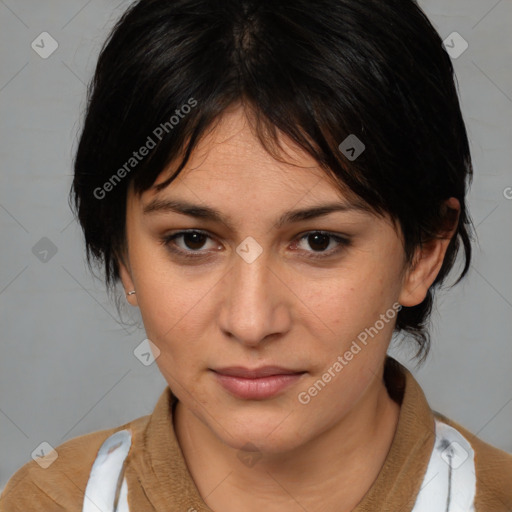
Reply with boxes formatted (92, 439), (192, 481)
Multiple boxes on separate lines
(142, 198), (369, 230)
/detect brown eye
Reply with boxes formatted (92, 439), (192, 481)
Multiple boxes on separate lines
(160, 230), (220, 259)
(306, 233), (331, 252)
(293, 231), (351, 259)
(180, 231), (208, 250)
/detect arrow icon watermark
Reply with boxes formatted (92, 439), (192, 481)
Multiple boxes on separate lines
(32, 237), (58, 263)
(31, 32), (59, 59)
(442, 32), (468, 59)
(236, 236), (263, 264)
(134, 338), (161, 366)
(338, 134), (365, 161)
(31, 442), (58, 469)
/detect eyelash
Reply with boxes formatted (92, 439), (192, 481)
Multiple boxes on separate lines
(159, 230), (351, 261)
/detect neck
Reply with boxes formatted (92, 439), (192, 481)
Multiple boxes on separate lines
(173, 367), (400, 512)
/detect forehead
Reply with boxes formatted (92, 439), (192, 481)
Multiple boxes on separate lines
(143, 106), (350, 204)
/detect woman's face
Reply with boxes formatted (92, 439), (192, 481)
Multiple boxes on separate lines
(119, 106), (433, 454)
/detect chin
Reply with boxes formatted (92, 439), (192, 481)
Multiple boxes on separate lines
(212, 410), (307, 454)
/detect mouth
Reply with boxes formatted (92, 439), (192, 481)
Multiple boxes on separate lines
(210, 366), (307, 400)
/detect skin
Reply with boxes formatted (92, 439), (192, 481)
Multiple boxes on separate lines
(119, 104), (459, 512)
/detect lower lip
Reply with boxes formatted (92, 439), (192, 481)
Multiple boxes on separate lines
(212, 371), (306, 400)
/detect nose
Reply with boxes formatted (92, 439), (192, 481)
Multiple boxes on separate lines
(217, 247), (292, 348)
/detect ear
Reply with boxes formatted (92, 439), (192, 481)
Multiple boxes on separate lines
(399, 197), (460, 307)
(118, 253), (139, 307)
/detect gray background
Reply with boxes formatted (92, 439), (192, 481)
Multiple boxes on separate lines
(1, 0), (511, 493)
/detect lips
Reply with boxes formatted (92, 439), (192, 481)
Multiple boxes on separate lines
(211, 366), (306, 400)
(212, 366), (304, 378)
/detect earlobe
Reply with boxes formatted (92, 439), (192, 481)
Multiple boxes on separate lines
(118, 256), (138, 307)
(398, 198), (460, 308)
(399, 238), (450, 307)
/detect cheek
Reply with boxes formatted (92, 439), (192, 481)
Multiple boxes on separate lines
(137, 279), (209, 353)
(135, 272), (209, 391)
(291, 261), (399, 340)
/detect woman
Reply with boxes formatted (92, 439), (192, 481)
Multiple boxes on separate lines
(1, 0), (511, 510)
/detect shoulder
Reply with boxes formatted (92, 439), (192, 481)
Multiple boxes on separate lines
(0, 414), (150, 512)
(434, 411), (512, 511)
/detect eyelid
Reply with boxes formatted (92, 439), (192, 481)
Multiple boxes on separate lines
(159, 229), (352, 260)
(292, 231), (352, 260)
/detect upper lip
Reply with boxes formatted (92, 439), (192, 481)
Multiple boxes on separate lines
(212, 366), (305, 378)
